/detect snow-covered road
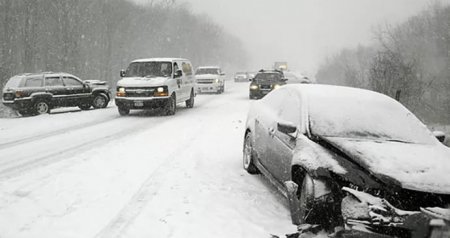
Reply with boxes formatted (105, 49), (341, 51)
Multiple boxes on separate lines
(0, 82), (298, 238)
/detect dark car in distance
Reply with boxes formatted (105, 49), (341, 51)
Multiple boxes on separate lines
(244, 84), (450, 236)
(249, 69), (286, 99)
(2, 72), (111, 116)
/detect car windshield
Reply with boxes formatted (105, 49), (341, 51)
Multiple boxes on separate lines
(126, 62), (172, 77)
(4, 76), (23, 88)
(308, 87), (436, 144)
(196, 68), (219, 75)
(254, 73), (282, 83)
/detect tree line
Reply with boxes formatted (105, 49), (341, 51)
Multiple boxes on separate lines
(0, 0), (247, 88)
(316, 3), (450, 124)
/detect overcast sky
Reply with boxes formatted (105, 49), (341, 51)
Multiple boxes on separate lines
(174, 0), (449, 75)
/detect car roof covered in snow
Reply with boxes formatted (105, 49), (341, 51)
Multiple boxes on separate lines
(131, 58), (188, 63)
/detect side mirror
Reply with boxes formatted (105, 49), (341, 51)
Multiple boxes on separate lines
(120, 70), (126, 78)
(174, 69), (182, 78)
(220, 72), (226, 76)
(281, 78), (288, 82)
(433, 131), (446, 143)
(277, 121), (297, 135)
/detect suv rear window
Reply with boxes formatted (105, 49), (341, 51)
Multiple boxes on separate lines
(5, 76), (23, 88)
(24, 77), (43, 87)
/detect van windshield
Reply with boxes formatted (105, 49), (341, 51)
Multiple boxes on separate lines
(126, 62), (172, 78)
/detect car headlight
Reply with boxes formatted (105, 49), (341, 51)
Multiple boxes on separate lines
(157, 87), (164, 93)
(273, 84), (281, 89)
(215, 79), (219, 83)
(250, 85), (258, 90)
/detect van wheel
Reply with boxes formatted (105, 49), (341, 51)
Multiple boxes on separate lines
(92, 93), (109, 108)
(165, 94), (176, 115)
(185, 90), (194, 108)
(34, 100), (50, 114)
(118, 107), (130, 116)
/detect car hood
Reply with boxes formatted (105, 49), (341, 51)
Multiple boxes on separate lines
(117, 77), (169, 87)
(323, 137), (450, 194)
(195, 74), (219, 80)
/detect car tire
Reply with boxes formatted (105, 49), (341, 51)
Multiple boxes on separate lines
(92, 93), (109, 109)
(34, 100), (50, 115)
(79, 103), (91, 110)
(185, 90), (194, 108)
(165, 94), (176, 116)
(243, 132), (259, 174)
(118, 107), (130, 116)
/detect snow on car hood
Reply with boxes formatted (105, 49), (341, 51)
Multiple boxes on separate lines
(117, 77), (169, 87)
(324, 137), (450, 194)
(195, 74), (219, 79)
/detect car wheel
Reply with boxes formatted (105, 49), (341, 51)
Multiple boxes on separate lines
(185, 90), (194, 108)
(243, 132), (259, 174)
(79, 103), (91, 110)
(92, 93), (109, 109)
(165, 94), (176, 115)
(34, 100), (50, 115)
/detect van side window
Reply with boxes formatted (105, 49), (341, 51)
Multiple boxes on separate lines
(174, 63), (180, 74)
(182, 62), (193, 76)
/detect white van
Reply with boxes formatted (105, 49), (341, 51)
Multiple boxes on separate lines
(115, 58), (196, 115)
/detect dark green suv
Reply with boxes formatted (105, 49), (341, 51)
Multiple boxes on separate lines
(2, 72), (111, 116)
(249, 70), (286, 99)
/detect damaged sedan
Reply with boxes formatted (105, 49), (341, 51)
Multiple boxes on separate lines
(243, 84), (450, 237)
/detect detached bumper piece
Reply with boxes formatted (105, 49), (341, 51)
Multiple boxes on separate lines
(341, 187), (450, 238)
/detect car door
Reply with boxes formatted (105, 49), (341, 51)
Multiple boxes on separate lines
(267, 90), (301, 183)
(62, 76), (90, 106)
(44, 76), (67, 106)
(255, 89), (287, 173)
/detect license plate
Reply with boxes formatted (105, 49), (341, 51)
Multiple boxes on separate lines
(134, 101), (144, 107)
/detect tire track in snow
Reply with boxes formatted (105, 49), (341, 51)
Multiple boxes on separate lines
(0, 114), (118, 150)
(94, 95), (224, 238)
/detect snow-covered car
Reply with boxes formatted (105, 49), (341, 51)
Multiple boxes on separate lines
(195, 66), (226, 94)
(249, 69), (286, 99)
(2, 72), (111, 116)
(116, 58), (196, 116)
(243, 84), (450, 236)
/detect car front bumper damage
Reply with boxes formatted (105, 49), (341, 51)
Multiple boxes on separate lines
(341, 187), (450, 238)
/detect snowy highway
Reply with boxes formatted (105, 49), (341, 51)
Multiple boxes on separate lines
(0, 82), (298, 238)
